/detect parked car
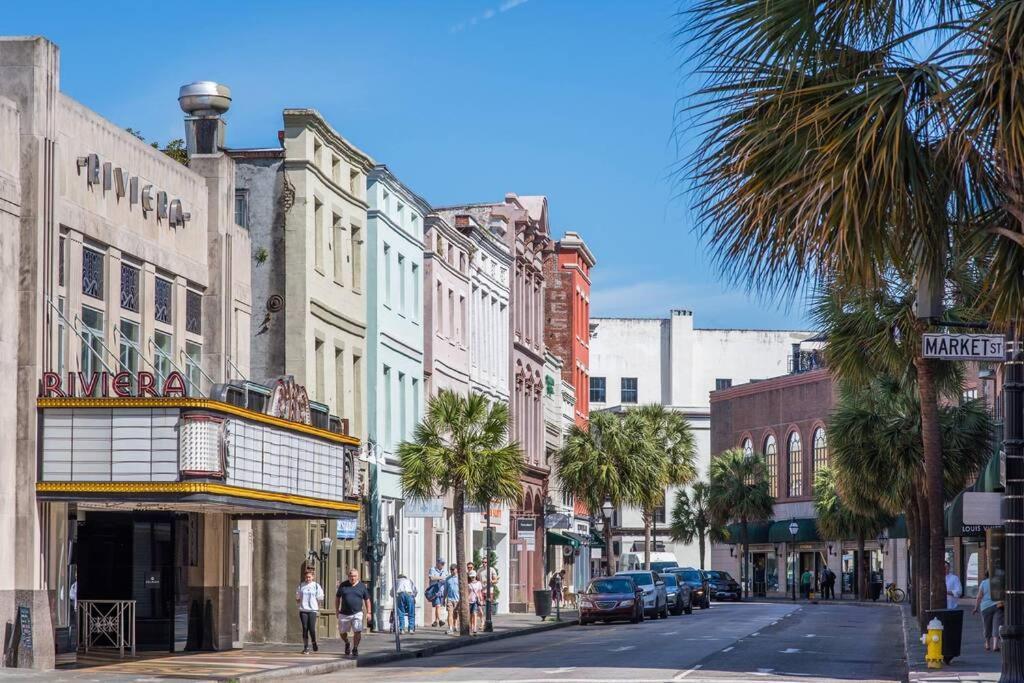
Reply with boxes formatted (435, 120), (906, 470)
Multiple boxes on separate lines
(668, 567), (711, 609)
(659, 572), (692, 615)
(619, 551), (679, 573)
(578, 576), (644, 625)
(616, 570), (669, 618)
(706, 570), (742, 601)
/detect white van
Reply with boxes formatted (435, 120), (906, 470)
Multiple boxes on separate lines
(618, 551), (679, 573)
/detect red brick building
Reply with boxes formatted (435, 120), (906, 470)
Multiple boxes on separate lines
(543, 231), (595, 427)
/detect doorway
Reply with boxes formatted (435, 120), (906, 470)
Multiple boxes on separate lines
(752, 553), (767, 596)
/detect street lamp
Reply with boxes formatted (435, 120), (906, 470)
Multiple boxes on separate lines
(307, 536), (334, 572)
(789, 519), (799, 602)
(877, 531), (888, 555)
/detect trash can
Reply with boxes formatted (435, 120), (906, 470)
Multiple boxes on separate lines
(925, 608), (964, 664)
(533, 590), (552, 620)
(869, 581), (883, 601)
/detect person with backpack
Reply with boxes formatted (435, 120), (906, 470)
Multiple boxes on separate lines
(427, 558), (448, 628)
(391, 572), (419, 634)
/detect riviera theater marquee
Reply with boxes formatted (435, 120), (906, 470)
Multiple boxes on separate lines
(35, 374), (361, 517)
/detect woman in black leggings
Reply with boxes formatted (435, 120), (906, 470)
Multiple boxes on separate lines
(295, 567), (325, 653)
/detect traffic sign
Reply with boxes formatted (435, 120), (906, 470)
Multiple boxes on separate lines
(922, 333), (1005, 360)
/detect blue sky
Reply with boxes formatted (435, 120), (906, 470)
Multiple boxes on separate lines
(9, 0), (811, 329)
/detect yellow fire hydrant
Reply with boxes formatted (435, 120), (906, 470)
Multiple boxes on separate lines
(922, 617), (944, 669)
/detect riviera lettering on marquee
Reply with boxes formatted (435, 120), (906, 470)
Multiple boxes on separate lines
(39, 371), (188, 398)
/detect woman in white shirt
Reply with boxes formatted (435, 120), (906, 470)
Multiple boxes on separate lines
(295, 566), (325, 654)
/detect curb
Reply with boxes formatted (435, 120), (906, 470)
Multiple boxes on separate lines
(235, 618), (578, 682)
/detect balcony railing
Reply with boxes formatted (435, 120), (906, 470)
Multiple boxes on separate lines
(788, 350), (826, 374)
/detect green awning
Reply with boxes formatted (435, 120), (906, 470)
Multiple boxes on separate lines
(546, 529), (580, 548)
(725, 521), (772, 544)
(973, 449), (1003, 493)
(589, 530), (605, 548)
(769, 518), (820, 543)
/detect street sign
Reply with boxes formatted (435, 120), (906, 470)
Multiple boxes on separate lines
(922, 333), (1005, 361)
(544, 513), (571, 529)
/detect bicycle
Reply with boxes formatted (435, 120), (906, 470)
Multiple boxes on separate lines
(884, 582), (906, 603)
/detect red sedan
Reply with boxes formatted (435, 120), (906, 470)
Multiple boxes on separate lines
(578, 576), (644, 625)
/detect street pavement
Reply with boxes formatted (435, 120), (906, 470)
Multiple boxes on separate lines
(308, 601), (906, 682)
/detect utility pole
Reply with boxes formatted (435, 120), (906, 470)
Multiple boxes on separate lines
(484, 505), (494, 632)
(367, 441), (385, 633)
(1000, 346), (1024, 683)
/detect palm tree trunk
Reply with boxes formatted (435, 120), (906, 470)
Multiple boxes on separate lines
(643, 509), (652, 571)
(857, 533), (867, 600)
(698, 527), (706, 570)
(915, 488), (932, 632)
(453, 487), (471, 636)
(906, 501), (918, 619)
(604, 515), (615, 575)
(741, 519), (749, 600)
(915, 356), (946, 612)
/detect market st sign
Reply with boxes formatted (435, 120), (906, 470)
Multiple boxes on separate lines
(40, 370), (188, 398)
(922, 333), (1005, 361)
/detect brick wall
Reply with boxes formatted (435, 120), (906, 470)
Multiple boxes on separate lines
(543, 254), (574, 386)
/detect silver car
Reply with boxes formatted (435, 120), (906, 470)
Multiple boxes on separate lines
(615, 570), (669, 618)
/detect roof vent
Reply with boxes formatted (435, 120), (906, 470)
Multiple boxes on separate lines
(179, 82), (231, 155)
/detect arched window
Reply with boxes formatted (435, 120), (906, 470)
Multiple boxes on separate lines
(742, 438), (753, 460)
(763, 435), (777, 496)
(788, 431), (803, 497)
(812, 428), (828, 477)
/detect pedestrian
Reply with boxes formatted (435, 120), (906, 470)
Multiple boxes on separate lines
(973, 571), (1003, 652)
(444, 565), (461, 635)
(295, 566), (324, 654)
(945, 561), (963, 609)
(800, 568), (813, 599)
(467, 570), (483, 634)
(391, 572), (418, 634)
(428, 558), (448, 628)
(335, 568), (372, 658)
(821, 566), (835, 600)
(549, 571), (564, 607)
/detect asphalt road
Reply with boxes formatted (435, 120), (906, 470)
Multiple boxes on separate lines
(310, 601), (906, 682)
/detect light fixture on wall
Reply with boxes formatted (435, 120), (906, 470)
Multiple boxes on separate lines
(827, 543), (834, 556)
(877, 531), (889, 555)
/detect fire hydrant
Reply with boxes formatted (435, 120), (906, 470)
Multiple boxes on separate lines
(921, 617), (944, 669)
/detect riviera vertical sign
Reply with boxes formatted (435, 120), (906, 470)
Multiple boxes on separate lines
(921, 333), (1006, 361)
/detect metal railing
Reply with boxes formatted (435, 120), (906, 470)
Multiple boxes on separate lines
(78, 600), (135, 658)
(788, 350), (826, 374)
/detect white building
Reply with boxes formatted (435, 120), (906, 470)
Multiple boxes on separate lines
(588, 309), (813, 569)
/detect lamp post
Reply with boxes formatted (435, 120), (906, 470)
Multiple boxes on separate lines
(387, 516), (401, 652)
(602, 497), (613, 574)
(789, 520), (799, 602)
(1001, 347), (1024, 683)
(484, 503), (494, 633)
(594, 514), (606, 575)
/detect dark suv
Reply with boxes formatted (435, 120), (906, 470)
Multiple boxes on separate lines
(705, 570), (742, 601)
(668, 567), (711, 609)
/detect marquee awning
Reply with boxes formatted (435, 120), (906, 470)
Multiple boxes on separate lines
(546, 530), (581, 548)
(769, 518), (820, 543)
(589, 530), (606, 548)
(725, 521), (772, 545)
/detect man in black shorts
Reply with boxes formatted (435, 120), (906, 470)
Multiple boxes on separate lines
(336, 568), (372, 657)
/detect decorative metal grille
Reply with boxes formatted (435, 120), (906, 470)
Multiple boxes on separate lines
(120, 263), (139, 312)
(186, 290), (202, 334)
(82, 249), (104, 300)
(58, 236), (65, 287)
(154, 278), (172, 324)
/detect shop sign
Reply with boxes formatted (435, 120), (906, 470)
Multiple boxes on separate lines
(78, 152), (190, 228)
(404, 498), (444, 518)
(544, 513), (571, 529)
(337, 516), (358, 540)
(516, 518), (536, 534)
(40, 370), (188, 398)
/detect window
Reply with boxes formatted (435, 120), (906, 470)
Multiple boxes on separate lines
(412, 377), (420, 424)
(590, 377), (606, 403)
(81, 307), (105, 387)
(118, 263), (139, 312)
(812, 428), (828, 478)
(333, 214), (344, 282)
(399, 372), (407, 440)
(57, 297), (66, 375)
(397, 202), (404, 226)
(58, 236), (65, 288)
(313, 137), (323, 168)
(119, 319), (140, 386)
(350, 225), (362, 290)
(398, 254), (406, 313)
(234, 190), (249, 228)
(715, 378), (732, 391)
(186, 290), (202, 335)
(459, 295), (466, 344)
(448, 289), (454, 338)
(331, 156), (340, 183)
(334, 347), (345, 417)
(314, 198), (324, 271)
(352, 353), (363, 435)
(185, 341), (202, 396)
(349, 169), (359, 196)
(764, 435), (778, 496)
(154, 278), (173, 324)
(153, 330), (172, 387)
(653, 499), (666, 524)
(742, 438), (753, 460)
(435, 280), (443, 334)
(383, 244), (392, 307)
(459, 252), (466, 273)
(788, 431), (803, 497)
(411, 264), (420, 322)
(383, 365), (392, 448)
(621, 377), (638, 404)
(82, 248), (104, 300)
(963, 388), (979, 401)
(314, 339), (325, 402)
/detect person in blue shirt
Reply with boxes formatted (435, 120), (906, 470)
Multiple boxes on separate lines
(973, 572), (1004, 652)
(444, 565), (461, 635)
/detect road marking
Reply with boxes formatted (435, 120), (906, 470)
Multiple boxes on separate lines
(781, 647), (801, 653)
(722, 646), (734, 652)
(771, 621), (778, 625)
(805, 633), (816, 637)
(661, 630), (679, 636)
(673, 664), (702, 680)
(751, 632), (760, 636)
(611, 645), (636, 652)
(543, 666), (577, 674)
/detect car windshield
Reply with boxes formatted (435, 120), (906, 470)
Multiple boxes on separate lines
(661, 574), (677, 587)
(620, 572), (654, 586)
(588, 579), (634, 594)
(650, 561), (678, 572)
(679, 570), (701, 581)
(707, 571), (735, 581)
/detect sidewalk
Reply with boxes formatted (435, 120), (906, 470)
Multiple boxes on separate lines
(0, 610), (578, 682)
(902, 603), (1001, 682)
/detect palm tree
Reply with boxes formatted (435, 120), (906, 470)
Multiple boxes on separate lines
(398, 390), (523, 637)
(558, 410), (651, 574)
(708, 448), (775, 600)
(684, 0), (1024, 610)
(813, 467), (892, 600)
(828, 377), (994, 627)
(633, 404), (698, 570)
(670, 480), (727, 570)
